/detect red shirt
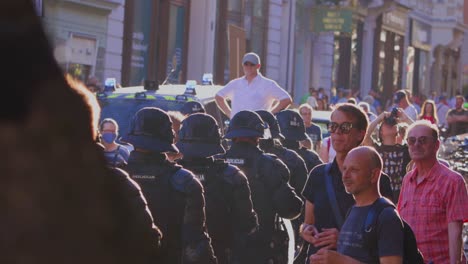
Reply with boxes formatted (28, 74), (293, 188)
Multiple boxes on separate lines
(398, 162), (468, 264)
(421, 115), (436, 124)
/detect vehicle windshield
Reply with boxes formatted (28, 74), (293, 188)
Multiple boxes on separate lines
(99, 98), (184, 137)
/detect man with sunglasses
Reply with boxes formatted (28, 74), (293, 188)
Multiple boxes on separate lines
(215, 52), (292, 119)
(300, 103), (393, 260)
(398, 120), (468, 264)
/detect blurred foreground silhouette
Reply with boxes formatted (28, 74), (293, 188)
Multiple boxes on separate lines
(0, 1), (160, 263)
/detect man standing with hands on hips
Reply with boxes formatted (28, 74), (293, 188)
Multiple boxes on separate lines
(215, 52), (292, 119)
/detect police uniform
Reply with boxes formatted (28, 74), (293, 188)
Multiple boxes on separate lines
(275, 110), (323, 263)
(177, 113), (258, 264)
(255, 110), (308, 199)
(123, 107), (216, 264)
(222, 110), (303, 264)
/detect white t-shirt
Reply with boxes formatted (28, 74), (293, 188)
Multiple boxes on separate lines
(307, 96), (318, 109)
(436, 103), (450, 127)
(216, 73), (291, 118)
(404, 104), (418, 121)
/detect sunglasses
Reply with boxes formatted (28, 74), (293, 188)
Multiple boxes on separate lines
(243, 62), (256, 67)
(407, 136), (434, 146)
(328, 122), (355, 134)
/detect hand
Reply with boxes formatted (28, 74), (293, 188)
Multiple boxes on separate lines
(301, 224), (319, 244)
(310, 248), (362, 264)
(377, 111), (390, 122)
(312, 228), (339, 249)
(309, 248), (341, 264)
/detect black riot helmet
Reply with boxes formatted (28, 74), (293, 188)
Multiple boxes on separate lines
(224, 110), (271, 139)
(122, 107), (178, 153)
(276, 109), (308, 141)
(180, 101), (205, 116)
(177, 113), (225, 158)
(255, 110), (285, 140)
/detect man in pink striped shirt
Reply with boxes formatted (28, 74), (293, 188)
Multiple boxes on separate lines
(398, 120), (468, 264)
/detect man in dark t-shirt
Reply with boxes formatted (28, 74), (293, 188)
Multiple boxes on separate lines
(300, 103), (394, 259)
(447, 95), (468, 136)
(309, 147), (403, 263)
(299, 104), (323, 152)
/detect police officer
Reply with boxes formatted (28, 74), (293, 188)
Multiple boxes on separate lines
(255, 110), (308, 201)
(123, 107), (216, 264)
(276, 110), (322, 173)
(222, 110), (303, 264)
(176, 113), (259, 264)
(255, 110), (310, 263)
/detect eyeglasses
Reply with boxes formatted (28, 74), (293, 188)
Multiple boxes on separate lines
(407, 136), (434, 146)
(328, 122), (355, 134)
(243, 62), (256, 67)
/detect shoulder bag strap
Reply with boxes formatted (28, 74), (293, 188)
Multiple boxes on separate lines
(324, 162), (344, 227)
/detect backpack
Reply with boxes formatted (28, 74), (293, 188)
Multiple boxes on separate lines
(364, 197), (425, 264)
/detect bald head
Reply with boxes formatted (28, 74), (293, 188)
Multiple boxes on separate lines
(347, 146), (382, 172)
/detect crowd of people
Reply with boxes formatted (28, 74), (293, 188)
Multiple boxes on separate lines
(6, 2), (468, 263)
(302, 86), (468, 139)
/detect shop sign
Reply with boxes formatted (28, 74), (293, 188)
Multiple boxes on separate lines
(311, 8), (353, 33)
(411, 20), (431, 50)
(382, 10), (407, 35)
(68, 35), (97, 66)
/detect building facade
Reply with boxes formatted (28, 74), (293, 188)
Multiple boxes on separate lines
(41, 0), (124, 85)
(41, 0), (468, 101)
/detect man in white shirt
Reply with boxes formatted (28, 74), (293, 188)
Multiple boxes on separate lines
(215, 52), (292, 118)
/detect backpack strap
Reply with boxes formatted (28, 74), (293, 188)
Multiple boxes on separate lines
(324, 162), (344, 227)
(364, 197), (395, 232)
(364, 197), (395, 260)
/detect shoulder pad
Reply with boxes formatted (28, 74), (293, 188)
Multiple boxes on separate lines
(258, 153), (290, 185)
(170, 168), (200, 193)
(261, 153), (279, 162)
(222, 164), (245, 186)
(282, 149), (303, 166)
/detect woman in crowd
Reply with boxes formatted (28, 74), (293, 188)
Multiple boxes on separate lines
(99, 118), (131, 168)
(418, 99), (438, 125)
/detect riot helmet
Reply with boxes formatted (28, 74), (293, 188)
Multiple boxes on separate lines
(180, 101), (205, 116)
(224, 110), (270, 139)
(122, 107), (178, 153)
(255, 110), (285, 140)
(177, 113), (225, 158)
(276, 109), (308, 141)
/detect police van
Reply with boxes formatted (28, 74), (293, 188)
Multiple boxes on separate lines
(97, 80), (227, 143)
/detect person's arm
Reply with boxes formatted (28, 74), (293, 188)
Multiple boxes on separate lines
(448, 221), (463, 264)
(319, 139), (329, 163)
(271, 97), (292, 114)
(301, 201), (339, 249)
(397, 108), (414, 124)
(215, 94), (231, 118)
(363, 112), (386, 146)
(309, 248), (363, 264)
(379, 256), (402, 264)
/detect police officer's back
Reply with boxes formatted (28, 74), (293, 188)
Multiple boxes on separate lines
(222, 110), (303, 264)
(277, 110), (323, 173)
(123, 107), (216, 264)
(255, 110), (308, 200)
(176, 113), (258, 264)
